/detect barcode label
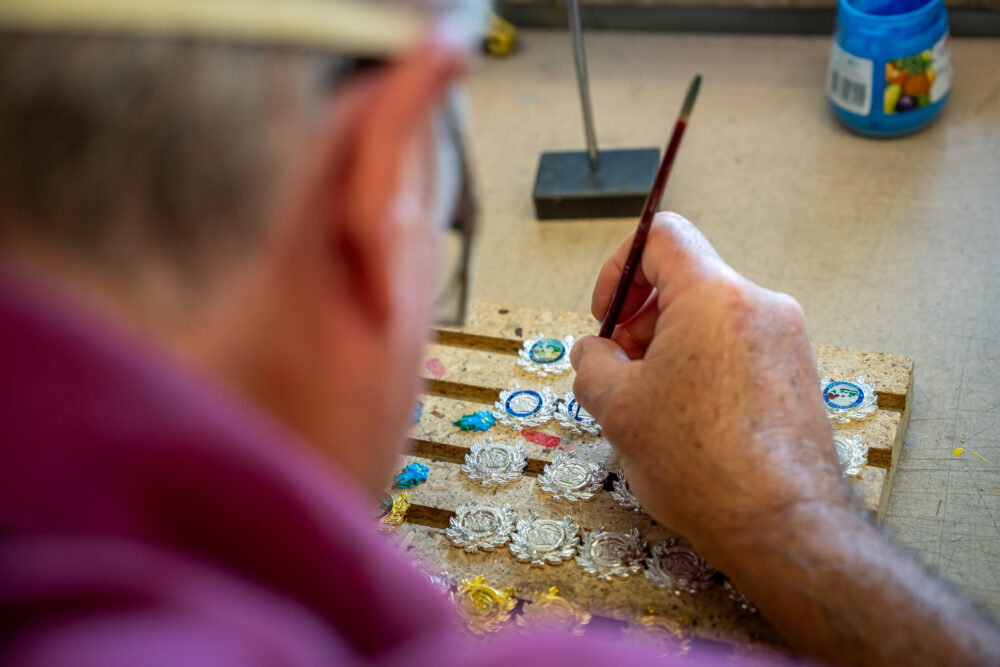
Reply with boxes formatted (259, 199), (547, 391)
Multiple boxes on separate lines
(827, 42), (872, 117)
(830, 70), (867, 108)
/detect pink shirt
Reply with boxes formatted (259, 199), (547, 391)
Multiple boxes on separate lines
(0, 268), (764, 666)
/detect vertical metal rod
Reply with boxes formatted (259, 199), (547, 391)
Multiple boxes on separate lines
(568, 0), (599, 170)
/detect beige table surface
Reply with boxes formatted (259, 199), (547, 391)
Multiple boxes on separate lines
(462, 31), (1000, 621)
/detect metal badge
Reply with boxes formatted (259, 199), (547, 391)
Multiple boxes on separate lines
(453, 409), (496, 432)
(644, 538), (716, 594)
(393, 461), (429, 489)
(509, 513), (580, 565)
(445, 500), (517, 552)
(537, 451), (608, 502)
(425, 570), (455, 598)
(461, 438), (528, 487)
(622, 608), (692, 657)
(555, 392), (601, 435)
(833, 433), (868, 476)
(610, 469), (642, 512)
(723, 579), (757, 614)
(493, 384), (556, 430)
(822, 376), (878, 423)
(517, 334), (574, 377)
(376, 492), (409, 533)
(516, 587), (591, 636)
(575, 526), (646, 579)
(455, 575), (517, 635)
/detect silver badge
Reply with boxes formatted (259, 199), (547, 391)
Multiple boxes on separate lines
(610, 469), (642, 512)
(461, 438), (528, 487)
(493, 384), (556, 430)
(517, 334), (574, 377)
(822, 376), (878, 423)
(644, 538), (716, 594)
(445, 500), (517, 552)
(509, 513), (580, 566)
(724, 579), (757, 613)
(554, 392), (601, 436)
(833, 433), (868, 476)
(537, 451), (608, 502)
(575, 526), (646, 579)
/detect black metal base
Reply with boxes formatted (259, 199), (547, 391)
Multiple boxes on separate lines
(532, 148), (660, 220)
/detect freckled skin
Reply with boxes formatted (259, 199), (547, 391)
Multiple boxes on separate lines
(570, 212), (1000, 667)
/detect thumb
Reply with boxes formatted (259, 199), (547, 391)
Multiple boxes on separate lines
(570, 335), (632, 425)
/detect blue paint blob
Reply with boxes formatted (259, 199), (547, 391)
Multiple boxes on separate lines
(413, 401), (424, 423)
(393, 462), (429, 489)
(453, 410), (496, 432)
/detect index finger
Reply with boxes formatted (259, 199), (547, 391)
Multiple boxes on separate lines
(591, 212), (730, 321)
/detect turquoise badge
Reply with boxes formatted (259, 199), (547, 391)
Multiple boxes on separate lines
(393, 461), (430, 489)
(453, 410), (496, 432)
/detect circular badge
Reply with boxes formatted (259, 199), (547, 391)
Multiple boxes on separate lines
(445, 501), (517, 552)
(517, 334), (574, 377)
(610, 469), (642, 512)
(537, 451), (608, 503)
(575, 526), (646, 579)
(493, 384), (556, 430)
(509, 513), (580, 566)
(461, 438), (528, 487)
(821, 376), (878, 423)
(833, 433), (868, 476)
(516, 587), (591, 636)
(644, 538), (716, 594)
(555, 392), (601, 436)
(455, 575), (517, 635)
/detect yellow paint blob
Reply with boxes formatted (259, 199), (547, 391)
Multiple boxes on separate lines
(953, 448), (965, 456)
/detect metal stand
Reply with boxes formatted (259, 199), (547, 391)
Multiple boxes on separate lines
(532, 0), (660, 220)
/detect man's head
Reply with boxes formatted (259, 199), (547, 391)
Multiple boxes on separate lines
(0, 1), (475, 497)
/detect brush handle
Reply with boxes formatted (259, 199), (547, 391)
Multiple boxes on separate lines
(598, 117), (689, 339)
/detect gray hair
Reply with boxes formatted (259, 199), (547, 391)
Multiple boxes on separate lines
(0, 34), (345, 283)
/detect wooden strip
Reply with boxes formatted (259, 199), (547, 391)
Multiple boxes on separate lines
(392, 522), (782, 645)
(411, 394), (616, 467)
(813, 344), (912, 412)
(849, 466), (888, 522)
(401, 458), (664, 536)
(434, 302), (913, 413)
(832, 410), (900, 469)
(419, 344), (900, 471)
(401, 449), (885, 538)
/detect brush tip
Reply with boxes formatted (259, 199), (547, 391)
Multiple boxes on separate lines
(680, 72), (702, 119)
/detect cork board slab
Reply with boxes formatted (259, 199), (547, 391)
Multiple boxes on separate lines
(392, 302), (913, 648)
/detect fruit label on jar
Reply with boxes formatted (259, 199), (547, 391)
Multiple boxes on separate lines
(827, 42), (873, 117)
(883, 33), (952, 115)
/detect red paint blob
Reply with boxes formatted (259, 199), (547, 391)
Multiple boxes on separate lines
(522, 427), (561, 449)
(425, 358), (446, 378)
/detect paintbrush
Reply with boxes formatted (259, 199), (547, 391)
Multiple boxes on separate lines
(598, 73), (702, 339)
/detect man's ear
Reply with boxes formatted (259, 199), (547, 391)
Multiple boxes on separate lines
(328, 45), (464, 329)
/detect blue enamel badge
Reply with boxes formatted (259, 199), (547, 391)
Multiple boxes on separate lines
(453, 410), (496, 432)
(393, 461), (430, 489)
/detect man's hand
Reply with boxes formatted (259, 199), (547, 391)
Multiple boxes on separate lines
(570, 212), (846, 560)
(571, 212), (1000, 666)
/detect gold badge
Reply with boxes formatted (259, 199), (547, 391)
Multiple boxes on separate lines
(376, 492), (410, 532)
(622, 607), (692, 657)
(516, 587), (591, 636)
(455, 575), (517, 635)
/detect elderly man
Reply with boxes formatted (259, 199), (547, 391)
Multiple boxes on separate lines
(0, 1), (997, 666)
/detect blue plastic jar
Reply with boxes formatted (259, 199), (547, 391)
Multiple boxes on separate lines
(827, 0), (951, 137)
